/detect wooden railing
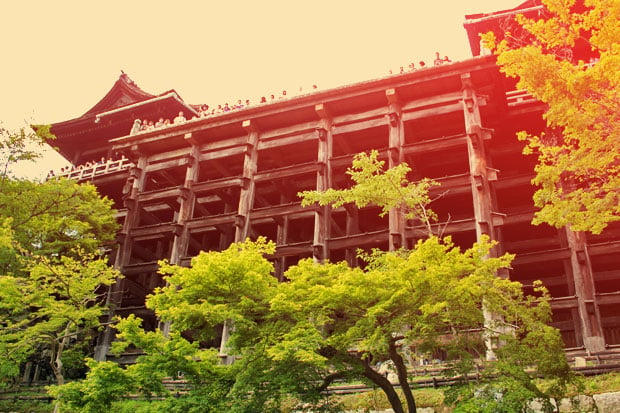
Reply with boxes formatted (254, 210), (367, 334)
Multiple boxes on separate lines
(52, 158), (134, 181)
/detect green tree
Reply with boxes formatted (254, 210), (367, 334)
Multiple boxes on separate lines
(112, 237), (570, 413)
(0, 122), (51, 184)
(0, 125), (120, 387)
(51, 315), (233, 413)
(1, 253), (119, 386)
(68, 151), (574, 412)
(484, 0), (620, 233)
(300, 150), (440, 234)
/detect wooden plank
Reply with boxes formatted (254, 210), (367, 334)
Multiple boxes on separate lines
(401, 91), (463, 113)
(512, 248), (572, 265)
(258, 131), (317, 150)
(401, 102), (463, 122)
(401, 135), (467, 155)
(145, 157), (188, 173)
(250, 202), (307, 220)
(432, 174), (471, 194)
(130, 223), (177, 240)
(111, 127), (193, 150)
(200, 135), (247, 152)
(259, 121), (320, 141)
(550, 297), (578, 310)
(199, 146), (245, 161)
(332, 117), (387, 135)
(138, 187), (183, 203)
(328, 230), (389, 250)
(270, 241), (313, 257)
(186, 213), (237, 232)
(332, 107), (387, 126)
(589, 241), (620, 257)
(255, 162), (317, 182)
(249, 210), (315, 225)
(191, 177), (244, 193)
(595, 292), (620, 306)
(148, 148), (191, 163)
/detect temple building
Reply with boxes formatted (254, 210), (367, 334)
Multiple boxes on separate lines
(47, 0), (620, 362)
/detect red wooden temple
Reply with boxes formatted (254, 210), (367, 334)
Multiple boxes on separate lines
(47, 1), (620, 362)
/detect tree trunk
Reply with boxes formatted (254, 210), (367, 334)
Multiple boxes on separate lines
(360, 357), (406, 413)
(50, 322), (72, 386)
(388, 338), (417, 413)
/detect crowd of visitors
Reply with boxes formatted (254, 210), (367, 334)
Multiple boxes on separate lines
(47, 154), (129, 179)
(129, 53), (453, 137)
(129, 85), (319, 136)
(388, 52), (452, 75)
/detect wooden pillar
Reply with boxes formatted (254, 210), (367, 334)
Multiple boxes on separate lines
(95, 151), (147, 361)
(461, 74), (504, 361)
(461, 73), (499, 251)
(345, 205), (360, 267)
(235, 120), (259, 242)
(221, 121), (259, 364)
(565, 227), (605, 353)
(386, 89), (407, 250)
(169, 135), (199, 265)
(160, 136), (199, 337)
(313, 104), (332, 262)
(21, 361), (33, 383)
(275, 214), (288, 281)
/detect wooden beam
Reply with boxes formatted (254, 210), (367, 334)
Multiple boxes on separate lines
(328, 230), (389, 250)
(254, 162), (318, 182)
(251, 202), (309, 220)
(138, 187), (183, 203)
(191, 177), (244, 193)
(258, 131), (318, 151)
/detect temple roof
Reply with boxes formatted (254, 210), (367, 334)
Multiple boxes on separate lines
(463, 0), (543, 56)
(81, 72), (155, 117)
(47, 72), (197, 163)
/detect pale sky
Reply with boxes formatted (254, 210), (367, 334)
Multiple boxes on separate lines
(1, 0), (520, 179)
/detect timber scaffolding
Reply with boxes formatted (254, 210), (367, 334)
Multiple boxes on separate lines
(46, 3), (619, 363)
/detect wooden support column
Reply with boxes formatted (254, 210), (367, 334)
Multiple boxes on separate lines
(345, 204), (360, 267)
(221, 121), (259, 365)
(386, 89), (407, 250)
(160, 136), (199, 337)
(95, 152), (148, 361)
(313, 104), (333, 262)
(170, 135), (199, 265)
(461, 74), (503, 361)
(235, 120), (259, 242)
(565, 227), (605, 353)
(275, 214), (289, 281)
(461, 73), (499, 252)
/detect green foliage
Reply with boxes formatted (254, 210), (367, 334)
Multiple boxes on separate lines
(112, 315), (227, 394)
(48, 359), (133, 413)
(0, 178), (118, 273)
(0, 125), (121, 387)
(0, 123), (52, 181)
(116, 235), (568, 412)
(300, 150), (440, 231)
(0, 252), (120, 386)
(150, 237), (277, 348)
(58, 149), (574, 412)
(488, 0), (620, 233)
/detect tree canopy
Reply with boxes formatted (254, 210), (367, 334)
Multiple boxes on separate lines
(0, 125), (120, 388)
(485, 0), (620, 233)
(54, 152), (578, 413)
